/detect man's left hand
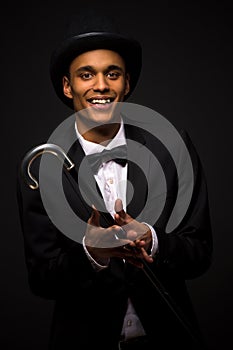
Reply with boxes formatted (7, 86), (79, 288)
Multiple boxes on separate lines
(114, 199), (153, 264)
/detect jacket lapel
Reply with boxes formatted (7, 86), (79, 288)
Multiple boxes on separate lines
(64, 126), (114, 227)
(124, 124), (149, 220)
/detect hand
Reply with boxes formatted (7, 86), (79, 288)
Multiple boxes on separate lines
(114, 199), (154, 264)
(84, 205), (148, 268)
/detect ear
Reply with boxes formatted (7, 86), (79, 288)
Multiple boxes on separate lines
(63, 76), (73, 99)
(124, 73), (130, 96)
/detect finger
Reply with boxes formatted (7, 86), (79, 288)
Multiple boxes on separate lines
(135, 239), (146, 247)
(114, 198), (126, 218)
(114, 198), (123, 212)
(114, 213), (124, 224)
(106, 226), (132, 246)
(140, 247), (154, 263)
(88, 205), (100, 227)
(114, 212), (130, 228)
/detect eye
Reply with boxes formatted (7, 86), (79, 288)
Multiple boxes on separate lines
(106, 71), (121, 79)
(80, 72), (93, 80)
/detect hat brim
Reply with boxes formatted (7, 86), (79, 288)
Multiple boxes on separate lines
(50, 32), (142, 109)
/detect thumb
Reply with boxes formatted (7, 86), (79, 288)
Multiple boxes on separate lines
(114, 198), (125, 217)
(88, 205), (100, 227)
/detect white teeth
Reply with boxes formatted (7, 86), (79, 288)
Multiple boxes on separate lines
(91, 99), (111, 104)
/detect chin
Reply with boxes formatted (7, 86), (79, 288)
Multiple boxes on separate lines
(77, 103), (121, 126)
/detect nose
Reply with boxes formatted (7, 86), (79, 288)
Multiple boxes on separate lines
(93, 73), (109, 92)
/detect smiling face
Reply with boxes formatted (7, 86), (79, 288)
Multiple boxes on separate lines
(63, 49), (130, 130)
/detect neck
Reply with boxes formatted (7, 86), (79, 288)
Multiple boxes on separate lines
(76, 121), (121, 145)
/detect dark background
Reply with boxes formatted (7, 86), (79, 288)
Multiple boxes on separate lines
(1, 0), (233, 349)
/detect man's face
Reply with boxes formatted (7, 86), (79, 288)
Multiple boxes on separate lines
(63, 49), (130, 125)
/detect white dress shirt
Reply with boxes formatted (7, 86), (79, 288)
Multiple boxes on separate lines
(76, 121), (158, 340)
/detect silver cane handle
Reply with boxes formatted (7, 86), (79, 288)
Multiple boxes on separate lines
(20, 143), (75, 190)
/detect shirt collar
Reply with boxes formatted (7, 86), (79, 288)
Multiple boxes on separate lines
(75, 119), (126, 156)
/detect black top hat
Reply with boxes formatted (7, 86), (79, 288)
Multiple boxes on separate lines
(49, 10), (142, 109)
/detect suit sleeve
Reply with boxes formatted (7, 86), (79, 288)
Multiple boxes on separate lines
(150, 130), (213, 279)
(16, 161), (104, 300)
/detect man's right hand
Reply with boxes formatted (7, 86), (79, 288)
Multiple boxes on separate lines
(84, 206), (146, 268)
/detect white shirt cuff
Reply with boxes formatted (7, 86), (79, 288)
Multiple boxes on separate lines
(82, 236), (109, 271)
(141, 222), (158, 257)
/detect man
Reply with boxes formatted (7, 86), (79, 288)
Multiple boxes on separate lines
(17, 10), (212, 350)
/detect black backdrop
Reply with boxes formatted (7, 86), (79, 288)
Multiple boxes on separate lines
(1, 1), (233, 349)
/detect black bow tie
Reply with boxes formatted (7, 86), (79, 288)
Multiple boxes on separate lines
(86, 145), (128, 174)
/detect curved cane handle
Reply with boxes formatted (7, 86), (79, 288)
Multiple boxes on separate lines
(20, 143), (75, 190)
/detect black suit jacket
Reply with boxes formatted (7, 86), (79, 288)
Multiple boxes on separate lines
(17, 119), (212, 350)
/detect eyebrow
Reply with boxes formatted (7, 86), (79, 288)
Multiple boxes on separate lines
(75, 65), (125, 74)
